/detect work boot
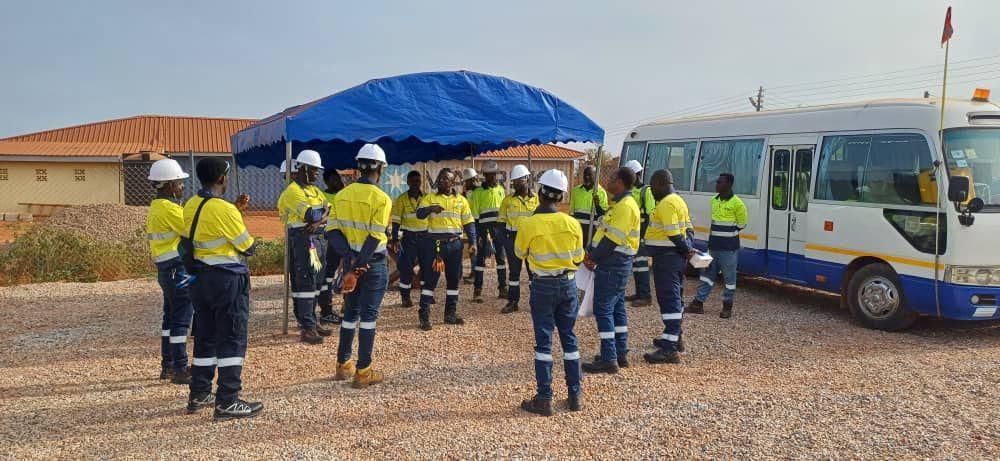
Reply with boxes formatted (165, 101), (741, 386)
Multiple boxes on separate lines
(444, 313), (466, 325)
(677, 335), (686, 352)
(653, 336), (685, 353)
(520, 396), (554, 417)
(186, 392), (215, 414)
(687, 299), (705, 314)
(319, 312), (342, 325)
(644, 348), (681, 364)
(300, 329), (324, 345)
(333, 360), (356, 381)
(566, 395), (583, 412)
(315, 325), (334, 337)
(171, 367), (192, 385)
(419, 311), (432, 331)
(631, 297), (652, 308)
(352, 366), (384, 389)
(593, 354), (629, 368)
(400, 296), (414, 308)
(463, 274), (473, 285)
(500, 300), (519, 314)
(498, 284), (508, 299)
(625, 294), (640, 302)
(581, 359), (619, 374)
(720, 301), (734, 319)
(159, 366), (171, 380)
(214, 399), (264, 421)
(472, 287), (484, 303)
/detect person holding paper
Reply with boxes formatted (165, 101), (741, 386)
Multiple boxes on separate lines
(514, 169), (585, 416)
(581, 167), (641, 374)
(688, 173), (747, 319)
(643, 170), (695, 364)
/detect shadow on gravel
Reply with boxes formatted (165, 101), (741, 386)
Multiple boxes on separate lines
(1, 376), (159, 399)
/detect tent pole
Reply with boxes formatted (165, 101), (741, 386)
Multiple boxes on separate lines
(527, 146), (534, 192)
(588, 145), (604, 245)
(283, 140), (292, 335)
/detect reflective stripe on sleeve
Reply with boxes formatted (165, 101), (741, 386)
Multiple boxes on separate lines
(231, 230), (252, 247)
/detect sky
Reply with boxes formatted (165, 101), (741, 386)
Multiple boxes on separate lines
(2, 0), (999, 155)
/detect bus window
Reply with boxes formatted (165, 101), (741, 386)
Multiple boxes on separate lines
(646, 141), (697, 191)
(793, 149), (813, 212)
(621, 142), (647, 181)
(817, 134), (933, 206)
(816, 135), (870, 202)
(771, 149), (790, 210)
(695, 138), (764, 195)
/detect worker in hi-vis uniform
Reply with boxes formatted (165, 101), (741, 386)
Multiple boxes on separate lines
(498, 164), (538, 314)
(461, 167), (480, 284)
(469, 160), (506, 302)
(569, 165), (608, 249)
(414, 169), (476, 331)
(317, 169), (346, 325)
(277, 149), (333, 344)
(581, 167), (641, 375)
(326, 144), (393, 388)
(389, 170), (426, 308)
(183, 157), (261, 421)
(146, 158), (194, 385)
(688, 172), (747, 319)
(643, 170), (695, 364)
(624, 159), (655, 308)
(515, 169), (585, 417)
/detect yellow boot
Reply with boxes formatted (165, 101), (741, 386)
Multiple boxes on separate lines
(352, 365), (384, 389)
(333, 360), (356, 381)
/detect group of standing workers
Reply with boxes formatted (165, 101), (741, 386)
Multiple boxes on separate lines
(145, 144), (748, 421)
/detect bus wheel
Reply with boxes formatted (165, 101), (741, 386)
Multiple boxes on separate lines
(846, 263), (917, 331)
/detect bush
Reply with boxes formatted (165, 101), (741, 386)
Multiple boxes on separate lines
(249, 239), (285, 276)
(0, 229), (152, 286)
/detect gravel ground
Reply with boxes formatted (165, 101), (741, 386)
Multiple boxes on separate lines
(47, 204), (148, 242)
(0, 265), (997, 460)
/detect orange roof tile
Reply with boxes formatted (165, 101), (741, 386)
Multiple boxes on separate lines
(1, 115), (256, 156)
(479, 144), (585, 160)
(0, 141), (154, 157)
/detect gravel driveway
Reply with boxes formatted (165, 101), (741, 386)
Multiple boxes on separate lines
(1, 268), (997, 459)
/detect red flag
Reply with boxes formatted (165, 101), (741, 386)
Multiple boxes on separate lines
(941, 6), (954, 46)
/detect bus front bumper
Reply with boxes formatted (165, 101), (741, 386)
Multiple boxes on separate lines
(936, 282), (1000, 320)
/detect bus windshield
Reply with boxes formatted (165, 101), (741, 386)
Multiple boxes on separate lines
(943, 128), (1000, 210)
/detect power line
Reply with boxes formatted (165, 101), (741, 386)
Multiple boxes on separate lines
(771, 66), (1000, 100)
(767, 52), (1000, 91)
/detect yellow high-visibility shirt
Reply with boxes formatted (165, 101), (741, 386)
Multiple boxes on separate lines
(593, 194), (641, 255)
(183, 196), (254, 266)
(277, 181), (326, 229)
(146, 198), (185, 264)
(417, 192), (474, 236)
(469, 184), (505, 223)
(323, 191), (338, 232)
(569, 184), (609, 225)
(391, 191), (427, 233)
(645, 193), (694, 247)
(632, 185), (656, 217)
(330, 182), (391, 253)
(515, 211), (584, 277)
(499, 193), (539, 232)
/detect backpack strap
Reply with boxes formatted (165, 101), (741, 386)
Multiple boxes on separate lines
(189, 197), (213, 242)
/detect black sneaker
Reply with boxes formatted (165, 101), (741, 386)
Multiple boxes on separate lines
(592, 354), (629, 368)
(630, 297), (652, 307)
(581, 360), (619, 374)
(400, 297), (414, 308)
(315, 325), (334, 337)
(720, 301), (734, 319)
(186, 392), (215, 414)
(500, 301), (518, 314)
(652, 338), (680, 353)
(520, 396), (554, 417)
(171, 367), (192, 385)
(319, 313), (342, 325)
(159, 367), (171, 380)
(687, 299), (705, 314)
(644, 348), (681, 364)
(625, 294), (640, 302)
(566, 395), (583, 412)
(214, 399), (263, 421)
(444, 314), (465, 325)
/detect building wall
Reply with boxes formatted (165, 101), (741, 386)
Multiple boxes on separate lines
(0, 161), (123, 215)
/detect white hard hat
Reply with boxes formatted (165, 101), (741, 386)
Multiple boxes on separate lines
(296, 149), (324, 169)
(462, 168), (479, 181)
(356, 143), (387, 164)
(538, 169), (569, 193)
(625, 159), (644, 174)
(510, 164), (530, 181)
(148, 159), (189, 181)
(279, 160), (287, 173)
(482, 160), (500, 173)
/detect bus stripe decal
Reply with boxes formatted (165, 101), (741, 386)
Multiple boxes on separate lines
(804, 243), (941, 270)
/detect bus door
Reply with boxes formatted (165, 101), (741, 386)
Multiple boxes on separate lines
(766, 145), (814, 281)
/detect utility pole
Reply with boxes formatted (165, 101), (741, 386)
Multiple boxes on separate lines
(749, 86), (764, 112)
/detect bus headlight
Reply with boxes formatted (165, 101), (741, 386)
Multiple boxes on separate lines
(946, 266), (1000, 286)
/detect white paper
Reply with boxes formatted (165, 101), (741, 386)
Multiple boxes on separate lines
(689, 252), (714, 269)
(576, 263), (595, 317)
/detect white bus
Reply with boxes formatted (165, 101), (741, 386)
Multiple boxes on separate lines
(622, 95), (1000, 330)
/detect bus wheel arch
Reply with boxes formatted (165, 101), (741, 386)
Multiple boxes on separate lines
(843, 258), (917, 331)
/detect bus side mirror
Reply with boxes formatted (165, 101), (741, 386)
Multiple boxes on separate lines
(948, 176), (970, 203)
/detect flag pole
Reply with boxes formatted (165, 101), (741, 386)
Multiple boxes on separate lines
(934, 22), (951, 320)
(938, 40), (950, 136)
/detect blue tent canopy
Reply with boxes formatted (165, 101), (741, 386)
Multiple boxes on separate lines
(232, 71), (604, 170)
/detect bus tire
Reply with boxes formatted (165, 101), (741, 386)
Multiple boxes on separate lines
(846, 263), (917, 331)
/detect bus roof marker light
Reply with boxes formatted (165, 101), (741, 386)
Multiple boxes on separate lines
(972, 88), (990, 102)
